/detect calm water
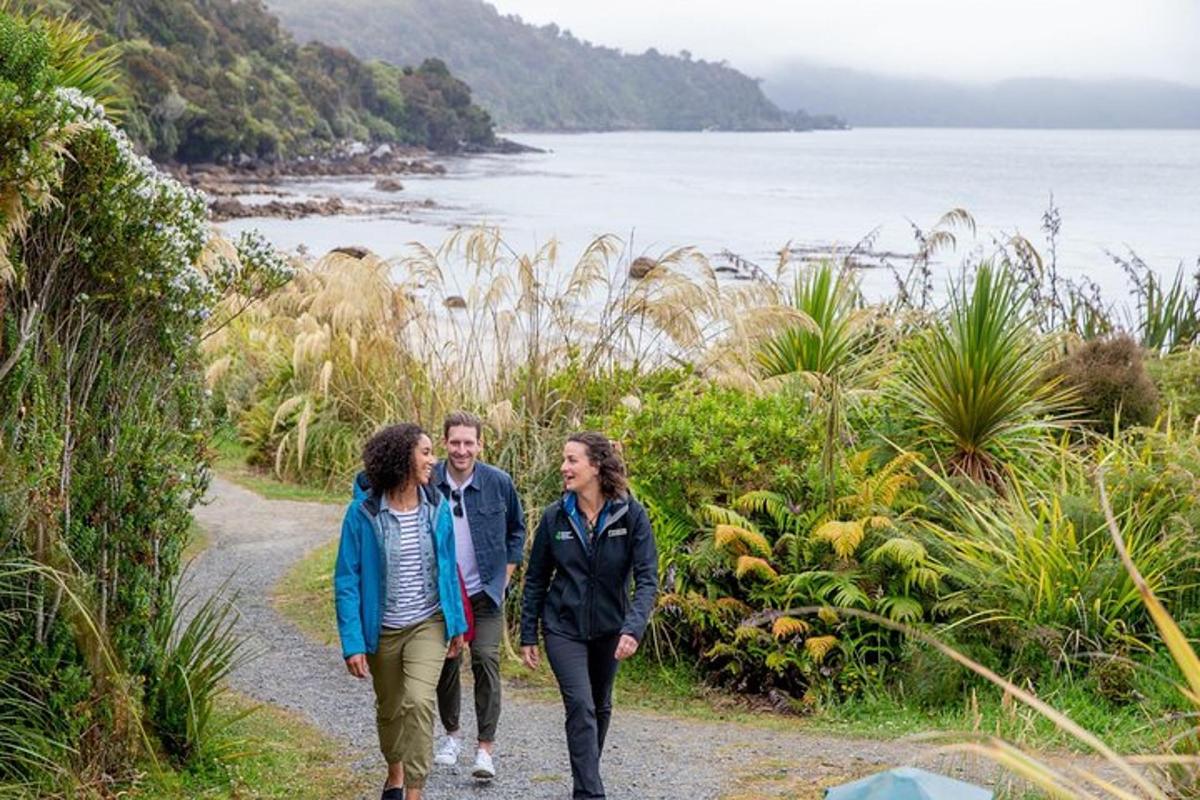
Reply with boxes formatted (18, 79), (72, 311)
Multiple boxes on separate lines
(222, 129), (1200, 300)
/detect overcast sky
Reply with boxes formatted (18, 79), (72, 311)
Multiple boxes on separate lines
(486, 0), (1200, 85)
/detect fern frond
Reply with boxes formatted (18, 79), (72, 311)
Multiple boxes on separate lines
(813, 520), (864, 559)
(735, 555), (778, 581)
(733, 490), (804, 535)
(877, 595), (924, 623)
(765, 650), (790, 671)
(702, 504), (757, 531)
(715, 597), (753, 616)
(845, 448), (874, 476)
(714, 524), (771, 558)
(830, 575), (870, 608)
(817, 606), (840, 624)
(867, 537), (928, 570)
(734, 623), (766, 643)
(909, 566), (945, 593)
(772, 615), (810, 640)
(805, 635), (838, 663)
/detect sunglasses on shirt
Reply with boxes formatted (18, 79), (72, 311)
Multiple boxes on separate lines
(450, 488), (463, 517)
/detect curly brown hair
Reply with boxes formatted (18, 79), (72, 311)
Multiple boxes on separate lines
(567, 431), (628, 500)
(362, 423), (427, 494)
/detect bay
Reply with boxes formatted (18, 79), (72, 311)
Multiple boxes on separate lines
(220, 128), (1200, 301)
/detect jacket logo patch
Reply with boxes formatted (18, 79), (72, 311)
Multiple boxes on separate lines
(607, 527), (628, 537)
(555, 530), (574, 541)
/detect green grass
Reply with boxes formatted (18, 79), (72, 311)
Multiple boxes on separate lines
(272, 537), (340, 647)
(210, 425), (345, 505)
(128, 691), (371, 799)
(183, 518), (210, 562)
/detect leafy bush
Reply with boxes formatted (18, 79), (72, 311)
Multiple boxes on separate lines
(1046, 334), (1158, 434)
(658, 453), (947, 702)
(612, 382), (819, 526)
(0, 12), (285, 789)
(926, 430), (1200, 678)
(1147, 346), (1200, 424)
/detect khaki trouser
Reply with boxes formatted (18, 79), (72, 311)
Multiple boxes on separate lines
(366, 613), (447, 789)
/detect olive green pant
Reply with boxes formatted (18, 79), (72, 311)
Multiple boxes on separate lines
(366, 613), (447, 789)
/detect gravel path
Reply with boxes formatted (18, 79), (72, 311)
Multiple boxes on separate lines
(192, 477), (993, 800)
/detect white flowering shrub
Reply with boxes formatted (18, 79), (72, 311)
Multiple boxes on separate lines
(0, 10), (293, 786)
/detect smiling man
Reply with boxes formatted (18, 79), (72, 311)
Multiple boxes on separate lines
(431, 411), (525, 781)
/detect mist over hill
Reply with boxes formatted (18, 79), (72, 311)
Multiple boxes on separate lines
(762, 62), (1200, 128)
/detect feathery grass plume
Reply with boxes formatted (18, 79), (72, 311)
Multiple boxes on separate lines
(208, 227), (745, 493)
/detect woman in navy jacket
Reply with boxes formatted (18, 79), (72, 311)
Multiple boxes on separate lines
(520, 432), (658, 800)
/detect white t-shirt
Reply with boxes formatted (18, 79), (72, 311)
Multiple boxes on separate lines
(449, 472), (483, 596)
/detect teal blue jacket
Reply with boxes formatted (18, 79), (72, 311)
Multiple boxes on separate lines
(334, 484), (468, 659)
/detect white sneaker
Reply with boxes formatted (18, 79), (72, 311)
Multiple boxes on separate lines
(433, 734), (462, 766)
(471, 748), (495, 781)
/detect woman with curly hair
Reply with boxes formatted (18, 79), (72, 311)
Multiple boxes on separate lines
(335, 423), (467, 800)
(520, 432), (658, 800)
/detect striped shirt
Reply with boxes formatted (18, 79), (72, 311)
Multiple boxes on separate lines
(380, 504), (439, 629)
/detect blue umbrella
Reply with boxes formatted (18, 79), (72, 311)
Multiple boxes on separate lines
(824, 767), (993, 800)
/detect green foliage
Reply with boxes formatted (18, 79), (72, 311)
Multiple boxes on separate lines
(756, 262), (870, 381)
(0, 17), (282, 788)
(1046, 334), (1159, 434)
(31, 0), (494, 161)
(893, 262), (1075, 486)
(266, 0), (842, 132)
(146, 579), (254, 766)
(1116, 253), (1200, 353)
(1147, 346), (1200, 423)
(925, 430), (1200, 678)
(658, 453), (945, 702)
(612, 382), (818, 527)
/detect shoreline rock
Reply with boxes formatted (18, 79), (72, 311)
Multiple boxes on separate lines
(176, 137), (542, 222)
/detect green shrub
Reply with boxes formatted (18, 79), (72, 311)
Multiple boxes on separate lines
(0, 10), (287, 788)
(146, 579), (254, 766)
(1047, 334), (1158, 434)
(1147, 347), (1200, 424)
(611, 382), (819, 525)
(661, 452), (946, 702)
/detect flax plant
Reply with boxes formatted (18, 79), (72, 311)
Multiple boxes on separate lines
(893, 262), (1076, 487)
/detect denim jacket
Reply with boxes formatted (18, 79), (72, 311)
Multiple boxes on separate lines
(356, 463), (525, 608)
(432, 461), (526, 607)
(334, 483), (467, 659)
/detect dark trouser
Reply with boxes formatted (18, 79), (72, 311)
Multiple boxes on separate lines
(544, 631), (621, 800)
(437, 591), (503, 742)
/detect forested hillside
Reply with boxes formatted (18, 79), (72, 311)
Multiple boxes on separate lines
(27, 0), (495, 162)
(266, 0), (842, 132)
